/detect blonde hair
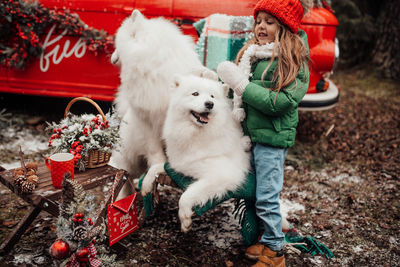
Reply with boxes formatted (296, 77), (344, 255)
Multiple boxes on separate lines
(236, 21), (308, 94)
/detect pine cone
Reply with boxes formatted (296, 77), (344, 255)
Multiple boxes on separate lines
(13, 168), (24, 177)
(73, 226), (88, 241)
(14, 175), (37, 193)
(26, 169), (36, 176)
(20, 180), (36, 193)
(27, 175), (39, 184)
(14, 175), (26, 187)
(25, 162), (38, 171)
(60, 173), (75, 218)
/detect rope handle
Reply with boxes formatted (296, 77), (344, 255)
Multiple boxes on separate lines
(64, 97), (107, 122)
(110, 171), (125, 204)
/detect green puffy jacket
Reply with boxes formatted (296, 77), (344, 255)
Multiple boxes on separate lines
(241, 30), (310, 148)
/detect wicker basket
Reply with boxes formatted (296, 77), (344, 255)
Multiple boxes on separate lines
(64, 97), (112, 169)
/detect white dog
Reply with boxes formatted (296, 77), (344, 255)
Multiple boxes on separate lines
(110, 10), (216, 179)
(141, 74), (251, 232)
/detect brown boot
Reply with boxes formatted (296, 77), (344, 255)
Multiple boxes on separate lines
(251, 247), (285, 267)
(245, 243), (265, 260)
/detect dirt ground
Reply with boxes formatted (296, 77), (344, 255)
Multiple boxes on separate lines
(0, 67), (399, 266)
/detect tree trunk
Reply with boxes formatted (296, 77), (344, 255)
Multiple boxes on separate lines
(372, 0), (400, 80)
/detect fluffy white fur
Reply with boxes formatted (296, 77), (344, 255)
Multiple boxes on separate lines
(141, 74), (251, 232)
(111, 10), (216, 180)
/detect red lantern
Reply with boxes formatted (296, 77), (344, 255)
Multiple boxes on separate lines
(49, 239), (70, 260)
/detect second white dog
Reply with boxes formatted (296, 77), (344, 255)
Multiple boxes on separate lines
(111, 10), (214, 179)
(141, 74), (251, 232)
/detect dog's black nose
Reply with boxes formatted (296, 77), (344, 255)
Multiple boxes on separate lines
(205, 101), (214, 110)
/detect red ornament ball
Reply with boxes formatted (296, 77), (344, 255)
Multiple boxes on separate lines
(49, 239), (70, 260)
(76, 247), (90, 262)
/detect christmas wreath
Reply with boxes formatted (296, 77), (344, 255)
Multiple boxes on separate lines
(0, 0), (114, 69)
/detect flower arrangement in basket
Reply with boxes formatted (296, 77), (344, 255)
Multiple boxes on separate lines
(47, 97), (120, 171)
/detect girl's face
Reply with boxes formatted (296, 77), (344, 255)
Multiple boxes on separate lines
(254, 11), (279, 45)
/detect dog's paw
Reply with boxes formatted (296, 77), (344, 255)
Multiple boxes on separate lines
(241, 136), (252, 152)
(178, 197), (194, 233)
(140, 172), (157, 196)
(140, 173), (156, 196)
(140, 163), (166, 196)
(178, 207), (193, 233)
(232, 108), (246, 122)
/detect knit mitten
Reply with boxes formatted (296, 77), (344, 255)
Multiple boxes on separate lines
(217, 61), (249, 96)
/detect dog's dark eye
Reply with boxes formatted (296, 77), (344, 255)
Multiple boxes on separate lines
(192, 92), (199, 96)
(210, 95), (214, 98)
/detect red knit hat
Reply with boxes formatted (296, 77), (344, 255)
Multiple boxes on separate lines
(253, 0), (304, 33)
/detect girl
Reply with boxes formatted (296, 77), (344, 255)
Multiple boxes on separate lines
(217, 0), (310, 266)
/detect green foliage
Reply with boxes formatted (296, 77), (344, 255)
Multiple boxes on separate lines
(0, 0), (114, 69)
(331, 0), (385, 66)
(56, 175), (121, 266)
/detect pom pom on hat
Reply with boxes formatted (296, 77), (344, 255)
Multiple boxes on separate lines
(253, 0), (304, 33)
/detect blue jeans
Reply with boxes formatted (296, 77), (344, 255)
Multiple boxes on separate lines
(252, 143), (287, 252)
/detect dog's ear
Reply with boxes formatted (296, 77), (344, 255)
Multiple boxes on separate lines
(190, 66), (218, 81)
(131, 9), (144, 23)
(201, 69), (218, 81)
(222, 84), (230, 96)
(171, 74), (182, 89)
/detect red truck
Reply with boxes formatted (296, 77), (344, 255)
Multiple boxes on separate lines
(0, 0), (339, 110)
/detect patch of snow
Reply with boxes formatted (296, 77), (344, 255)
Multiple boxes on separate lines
(352, 245), (364, 253)
(206, 201), (242, 249)
(35, 190), (55, 196)
(33, 256), (46, 265)
(308, 256), (323, 265)
(12, 253), (34, 265)
(0, 127), (48, 153)
(0, 127), (49, 169)
(331, 173), (362, 184)
(204, 198), (305, 249)
(280, 198), (305, 219)
(0, 189), (9, 195)
(1, 161), (20, 170)
(389, 236), (398, 245)
(285, 165), (295, 171)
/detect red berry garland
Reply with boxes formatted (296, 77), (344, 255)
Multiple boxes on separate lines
(0, 0), (114, 69)
(69, 141), (84, 163)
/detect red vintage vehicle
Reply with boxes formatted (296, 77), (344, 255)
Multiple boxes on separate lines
(0, 0), (339, 110)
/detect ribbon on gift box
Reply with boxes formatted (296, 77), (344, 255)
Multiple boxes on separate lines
(107, 173), (139, 246)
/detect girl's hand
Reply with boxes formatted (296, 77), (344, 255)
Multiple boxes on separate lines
(217, 61), (249, 96)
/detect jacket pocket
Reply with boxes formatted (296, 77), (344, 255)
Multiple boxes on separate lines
(271, 117), (281, 132)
